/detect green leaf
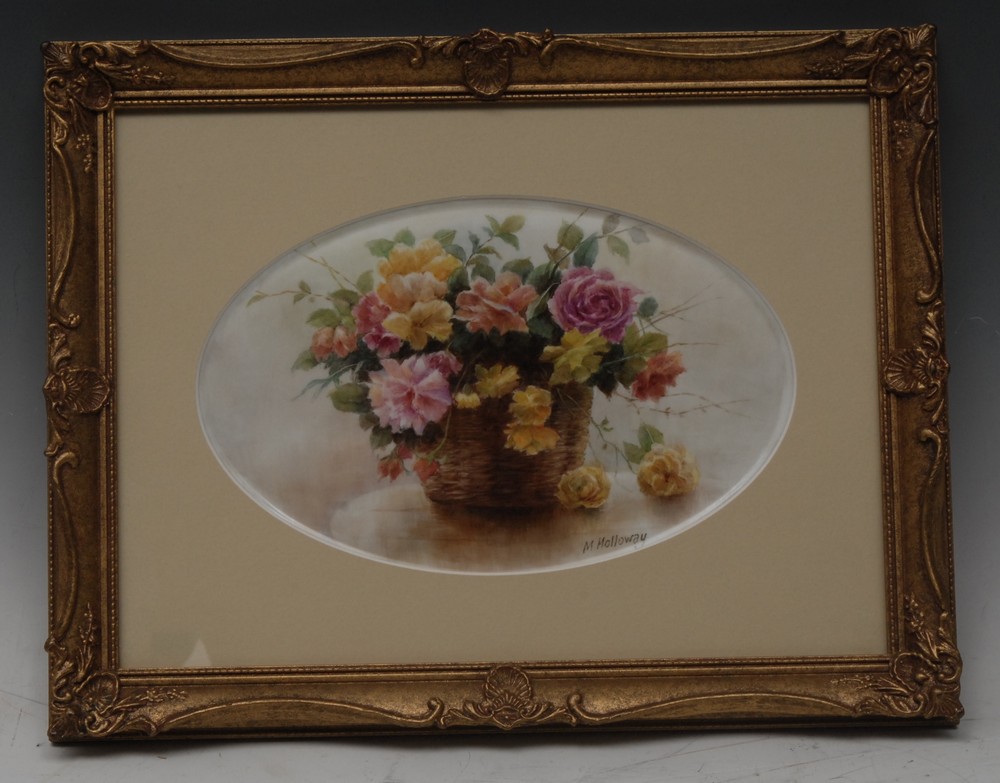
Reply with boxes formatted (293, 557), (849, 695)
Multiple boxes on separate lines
(637, 296), (658, 319)
(526, 261), (559, 292)
(434, 229), (457, 246)
(485, 215), (501, 234)
(501, 258), (534, 279)
(299, 280), (312, 294)
(573, 234), (599, 267)
(602, 214), (621, 234)
(366, 238), (396, 258)
(496, 232), (520, 250)
(356, 270), (374, 294)
(500, 215), (525, 234)
(370, 426), (394, 450)
(476, 245), (499, 257)
(469, 257), (496, 283)
(246, 292), (266, 306)
(527, 315), (558, 341)
(525, 291), (550, 321)
(331, 288), (360, 307)
(445, 243), (467, 263)
(623, 324), (669, 359)
(447, 266), (470, 294)
(292, 349), (318, 371)
(468, 231), (481, 247)
(306, 308), (342, 328)
(623, 442), (646, 465)
(629, 226), (650, 244)
(637, 423), (665, 452)
(358, 412), (380, 430)
(292, 292), (306, 304)
(607, 234), (630, 260)
(393, 228), (415, 246)
(557, 221), (584, 251)
(329, 382), (369, 413)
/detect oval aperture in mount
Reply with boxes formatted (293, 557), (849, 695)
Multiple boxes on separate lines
(197, 197), (795, 575)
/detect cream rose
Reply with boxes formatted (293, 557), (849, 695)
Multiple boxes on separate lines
(636, 445), (699, 498)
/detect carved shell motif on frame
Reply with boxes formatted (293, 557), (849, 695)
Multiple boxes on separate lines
(43, 27), (960, 741)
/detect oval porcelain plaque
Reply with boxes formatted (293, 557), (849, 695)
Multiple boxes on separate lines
(198, 197), (795, 574)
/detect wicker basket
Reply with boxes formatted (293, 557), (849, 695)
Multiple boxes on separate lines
(422, 382), (593, 509)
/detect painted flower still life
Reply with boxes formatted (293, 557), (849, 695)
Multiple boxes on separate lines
(197, 197), (795, 574)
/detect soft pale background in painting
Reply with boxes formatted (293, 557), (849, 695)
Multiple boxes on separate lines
(197, 198), (796, 574)
(115, 102), (883, 667)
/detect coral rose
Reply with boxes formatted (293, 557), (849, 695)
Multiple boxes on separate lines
(310, 327), (337, 361)
(556, 465), (611, 510)
(455, 271), (538, 335)
(548, 267), (640, 343)
(631, 351), (685, 401)
(637, 444), (700, 498)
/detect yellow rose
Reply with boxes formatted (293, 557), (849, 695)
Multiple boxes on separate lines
(474, 363), (520, 398)
(382, 299), (454, 349)
(508, 385), (552, 426)
(503, 423), (559, 455)
(540, 329), (610, 385)
(636, 444), (700, 498)
(556, 465), (611, 510)
(378, 238), (461, 282)
(454, 390), (482, 409)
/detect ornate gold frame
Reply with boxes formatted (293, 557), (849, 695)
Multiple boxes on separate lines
(44, 27), (961, 740)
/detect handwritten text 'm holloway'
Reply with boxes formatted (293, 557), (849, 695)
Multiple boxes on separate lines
(582, 532), (647, 554)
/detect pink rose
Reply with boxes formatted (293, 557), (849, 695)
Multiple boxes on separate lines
(368, 354), (453, 435)
(352, 292), (402, 357)
(631, 351), (685, 401)
(548, 267), (640, 343)
(424, 350), (463, 378)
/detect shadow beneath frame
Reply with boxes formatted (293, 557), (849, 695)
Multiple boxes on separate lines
(48, 723), (966, 760)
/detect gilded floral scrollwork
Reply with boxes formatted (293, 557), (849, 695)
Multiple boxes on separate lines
(850, 596), (962, 722)
(423, 29), (554, 99)
(439, 666), (576, 729)
(47, 607), (185, 739)
(44, 326), (109, 457)
(808, 25), (937, 125)
(43, 41), (173, 167)
(883, 302), (949, 431)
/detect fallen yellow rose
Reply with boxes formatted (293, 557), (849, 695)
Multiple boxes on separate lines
(636, 444), (699, 497)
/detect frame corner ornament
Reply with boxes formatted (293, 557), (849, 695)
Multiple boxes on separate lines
(808, 24), (936, 125)
(851, 595), (963, 723)
(43, 40), (173, 163)
(47, 607), (185, 740)
(424, 28), (555, 99)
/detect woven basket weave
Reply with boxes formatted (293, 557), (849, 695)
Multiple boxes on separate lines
(422, 382), (593, 509)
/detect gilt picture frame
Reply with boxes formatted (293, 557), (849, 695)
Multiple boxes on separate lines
(44, 26), (961, 740)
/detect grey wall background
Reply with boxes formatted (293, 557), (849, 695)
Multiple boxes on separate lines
(3, 1), (998, 780)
